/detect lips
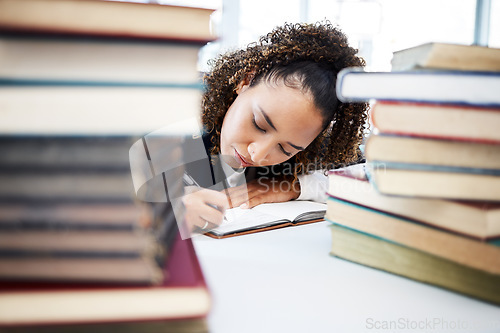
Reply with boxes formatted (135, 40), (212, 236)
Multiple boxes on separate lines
(234, 149), (253, 167)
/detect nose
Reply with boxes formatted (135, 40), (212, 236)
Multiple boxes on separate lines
(248, 140), (273, 164)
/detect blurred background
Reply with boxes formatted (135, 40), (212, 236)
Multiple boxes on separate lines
(124, 0), (499, 71)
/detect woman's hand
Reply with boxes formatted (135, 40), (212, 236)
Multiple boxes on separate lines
(182, 186), (229, 232)
(223, 176), (301, 209)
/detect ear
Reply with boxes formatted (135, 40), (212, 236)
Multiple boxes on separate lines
(235, 70), (256, 94)
(234, 80), (249, 95)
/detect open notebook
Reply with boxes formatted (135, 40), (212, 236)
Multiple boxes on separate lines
(204, 200), (327, 239)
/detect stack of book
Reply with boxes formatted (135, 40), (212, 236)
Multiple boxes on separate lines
(327, 42), (500, 304)
(0, 136), (179, 284)
(0, 0), (214, 331)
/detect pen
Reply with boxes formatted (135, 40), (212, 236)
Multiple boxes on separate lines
(182, 172), (201, 188)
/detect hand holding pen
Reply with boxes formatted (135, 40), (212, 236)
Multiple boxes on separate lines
(182, 173), (229, 232)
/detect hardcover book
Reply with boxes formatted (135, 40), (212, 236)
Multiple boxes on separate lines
(0, 171), (136, 202)
(0, 205), (178, 284)
(0, 35), (205, 84)
(325, 196), (500, 274)
(366, 164), (500, 201)
(365, 133), (500, 170)
(0, 0), (216, 43)
(329, 224), (500, 305)
(0, 234), (211, 326)
(0, 202), (175, 253)
(370, 101), (500, 143)
(391, 42), (500, 72)
(0, 136), (134, 171)
(327, 170), (500, 239)
(336, 67), (500, 107)
(0, 85), (201, 135)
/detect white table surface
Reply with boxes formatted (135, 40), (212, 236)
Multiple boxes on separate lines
(192, 221), (500, 333)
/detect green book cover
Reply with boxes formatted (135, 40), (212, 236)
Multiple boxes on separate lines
(329, 224), (500, 305)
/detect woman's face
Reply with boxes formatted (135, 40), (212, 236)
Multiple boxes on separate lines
(220, 80), (324, 168)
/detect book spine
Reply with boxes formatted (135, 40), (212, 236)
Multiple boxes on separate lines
(368, 129), (500, 145)
(337, 68), (500, 107)
(367, 161), (500, 176)
(0, 255), (164, 284)
(0, 136), (136, 171)
(0, 25), (215, 44)
(0, 171), (136, 203)
(330, 224), (500, 305)
(0, 78), (204, 89)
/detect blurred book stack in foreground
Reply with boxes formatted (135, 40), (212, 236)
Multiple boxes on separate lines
(327, 42), (500, 305)
(0, 0), (215, 331)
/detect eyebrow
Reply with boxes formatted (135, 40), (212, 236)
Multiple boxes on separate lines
(258, 107), (305, 151)
(259, 108), (277, 131)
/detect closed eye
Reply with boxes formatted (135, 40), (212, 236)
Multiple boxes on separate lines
(279, 144), (292, 157)
(252, 117), (266, 133)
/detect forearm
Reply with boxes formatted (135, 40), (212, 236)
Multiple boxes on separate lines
(296, 163), (367, 203)
(296, 170), (328, 203)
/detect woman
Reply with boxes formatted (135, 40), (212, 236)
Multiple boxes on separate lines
(183, 22), (369, 232)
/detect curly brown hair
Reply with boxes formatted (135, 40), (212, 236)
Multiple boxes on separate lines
(201, 21), (369, 177)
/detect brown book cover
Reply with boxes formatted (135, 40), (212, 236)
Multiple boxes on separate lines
(204, 200), (326, 239)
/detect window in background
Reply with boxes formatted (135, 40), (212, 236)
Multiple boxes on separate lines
(197, 0), (303, 71)
(213, 0), (479, 70)
(308, 0), (382, 68)
(309, 0), (477, 70)
(152, 0), (494, 71)
(489, 0), (500, 47)
(238, 0), (302, 48)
